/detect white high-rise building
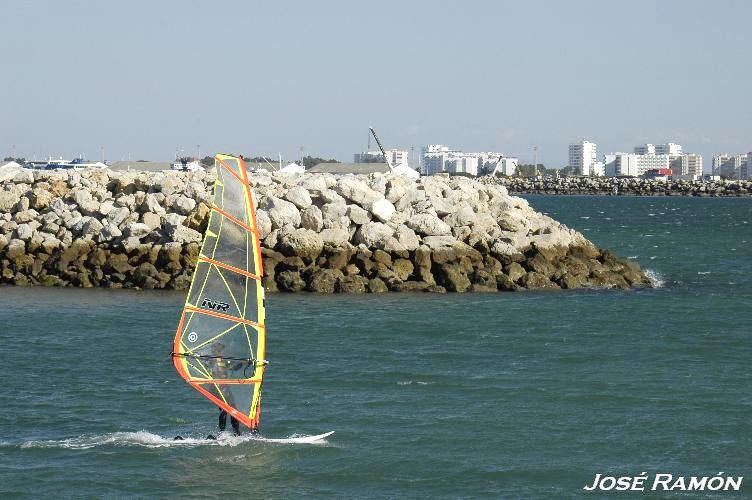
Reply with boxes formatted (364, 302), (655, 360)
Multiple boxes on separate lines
(655, 143), (683, 155)
(712, 154), (747, 178)
(635, 143), (683, 155)
(569, 140), (597, 176)
(592, 161), (605, 177)
(491, 157), (519, 176)
(678, 154), (703, 178)
(421, 144), (509, 176)
(445, 156), (479, 176)
(603, 154), (620, 177)
(604, 153), (670, 177)
(354, 149), (409, 166)
(605, 142), (701, 178)
(421, 145), (453, 175)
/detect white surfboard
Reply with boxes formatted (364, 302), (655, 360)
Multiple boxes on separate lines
(254, 431), (334, 444)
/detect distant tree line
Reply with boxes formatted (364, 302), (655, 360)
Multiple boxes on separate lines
(511, 164), (574, 177)
(3, 157), (26, 164)
(302, 155), (339, 169)
(514, 163), (549, 177)
(448, 171), (476, 178)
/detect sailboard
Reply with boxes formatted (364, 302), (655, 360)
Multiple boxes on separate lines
(172, 154), (267, 432)
(257, 431), (335, 444)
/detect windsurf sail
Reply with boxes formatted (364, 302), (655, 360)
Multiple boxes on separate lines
(172, 154), (266, 430)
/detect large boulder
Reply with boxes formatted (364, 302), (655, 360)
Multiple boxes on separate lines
(367, 198), (396, 223)
(354, 222), (393, 248)
(429, 197), (456, 217)
(81, 217), (105, 239)
(394, 225), (420, 251)
(337, 275), (368, 293)
(435, 262), (471, 292)
(168, 225), (202, 244)
(255, 210), (272, 239)
(171, 195), (196, 215)
(319, 228), (350, 247)
(422, 235), (457, 249)
(346, 204), (371, 225)
(406, 213), (452, 236)
(124, 222), (151, 239)
(278, 228), (324, 261)
(333, 177), (382, 207)
(107, 207), (131, 227)
(29, 188), (56, 211)
(143, 193), (166, 215)
(306, 268), (344, 293)
(277, 270), (306, 292)
(15, 223), (34, 241)
(0, 190), (22, 212)
(98, 222), (123, 242)
(260, 196), (301, 229)
(300, 205), (324, 232)
(5, 238), (26, 259)
(284, 186), (312, 209)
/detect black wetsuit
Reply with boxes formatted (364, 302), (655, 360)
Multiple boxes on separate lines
(212, 357), (255, 436)
(218, 409), (241, 436)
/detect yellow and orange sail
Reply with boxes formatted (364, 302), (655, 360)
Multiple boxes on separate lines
(172, 154), (266, 430)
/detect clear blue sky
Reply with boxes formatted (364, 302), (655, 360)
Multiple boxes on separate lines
(2, 0), (750, 168)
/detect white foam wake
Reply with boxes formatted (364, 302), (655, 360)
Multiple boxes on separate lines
(397, 380), (431, 386)
(644, 269), (665, 288)
(17, 430), (333, 449)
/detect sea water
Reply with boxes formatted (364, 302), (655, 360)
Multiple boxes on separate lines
(0, 196), (750, 498)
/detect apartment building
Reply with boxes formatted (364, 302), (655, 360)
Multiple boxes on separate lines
(354, 149), (409, 166)
(568, 140), (598, 176)
(420, 144), (510, 176)
(712, 154), (748, 179)
(604, 142), (702, 178)
(604, 153), (670, 177)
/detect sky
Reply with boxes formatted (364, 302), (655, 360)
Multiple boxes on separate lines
(1, 0), (750, 168)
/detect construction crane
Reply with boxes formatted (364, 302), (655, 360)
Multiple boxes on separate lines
(369, 126), (394, 172)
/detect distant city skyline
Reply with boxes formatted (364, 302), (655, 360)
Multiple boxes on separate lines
(2, 0), (750, 168)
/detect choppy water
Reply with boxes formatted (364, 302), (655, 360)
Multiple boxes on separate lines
(1, 196), (750, 498)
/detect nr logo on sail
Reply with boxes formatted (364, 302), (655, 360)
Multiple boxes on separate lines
(201, 297), (230, 312)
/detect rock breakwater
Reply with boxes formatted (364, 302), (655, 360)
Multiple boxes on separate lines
(0, 167), (650, 292)
(487, 176), (752, 197)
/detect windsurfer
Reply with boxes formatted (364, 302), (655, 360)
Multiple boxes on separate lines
(218, 408), (241, 436)
(173, 155), (267, 442)
(208, 343), (260, 436)
(209, 343), (243, 435)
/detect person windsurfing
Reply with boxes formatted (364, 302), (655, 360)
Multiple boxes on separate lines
(208, 342), (245, 437)
(172, 154), (269, 442)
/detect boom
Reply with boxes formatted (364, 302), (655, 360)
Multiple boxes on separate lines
(369, 127), (394, 171)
